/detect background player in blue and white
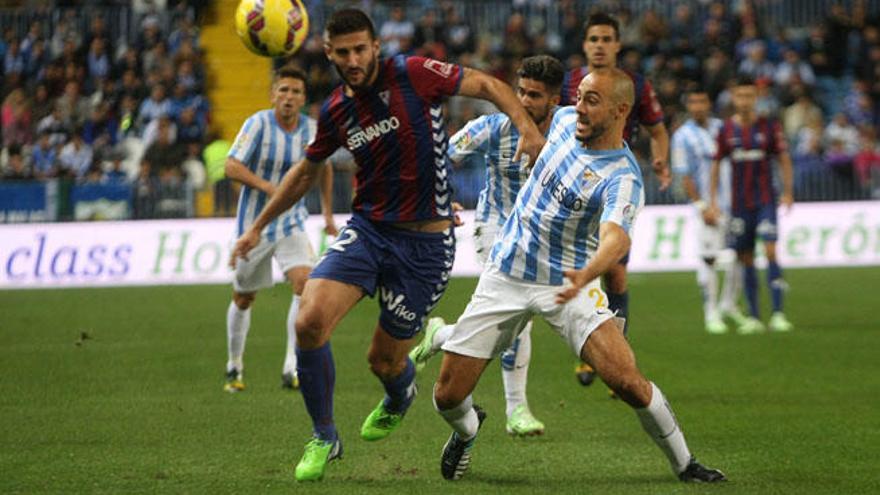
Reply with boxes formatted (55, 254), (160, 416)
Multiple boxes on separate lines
(223, 65), (336, 393)
(432, 68), (725, 483)
(671, 87), (747, 334)
(230, 9), (545, 482)
(409, 55), (567, 437)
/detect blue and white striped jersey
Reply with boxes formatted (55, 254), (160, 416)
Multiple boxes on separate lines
(670, 117), (731, 213)
(489, 106), (645, 286)
(229, 110), (314, 241)
(448, 113), (528, 228)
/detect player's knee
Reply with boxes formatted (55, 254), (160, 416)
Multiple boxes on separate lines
(432, 379), (464, 411)
(232, 293), (255, 309)
(294, 307), (327, 346)
(366, 350), (403, 380)
(609, 371), (651, 408)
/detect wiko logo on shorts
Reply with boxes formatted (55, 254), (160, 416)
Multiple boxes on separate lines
(380, 287), (417, 322)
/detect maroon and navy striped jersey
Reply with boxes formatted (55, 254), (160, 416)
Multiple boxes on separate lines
(560, 67), (664, 143)
(306, 55), (463, 223)
(714, 117), (787, 212)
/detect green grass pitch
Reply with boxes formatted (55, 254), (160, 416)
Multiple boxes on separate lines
(2, 267), (879, 494)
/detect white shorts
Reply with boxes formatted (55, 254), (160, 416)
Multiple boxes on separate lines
(696, 214), (726, 260)
(233, 232), (315, 293)
(472, 222), (500, 265)
(442, 264), (615, 360)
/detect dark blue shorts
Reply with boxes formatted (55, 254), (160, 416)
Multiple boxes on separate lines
(310, 214), (455, 339)
(728, 205), (778, 252)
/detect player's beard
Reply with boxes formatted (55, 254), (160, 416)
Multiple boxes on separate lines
(575, 116), (607, 146)
(335, 55), (379, 92)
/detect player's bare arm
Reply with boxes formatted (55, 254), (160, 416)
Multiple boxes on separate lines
(645, 121), (671, 190)
(707, 158), (722, 225)
(230, 157), (323, 266)
(457, 67), (545, 167)
(225, 157), (276, 196)
(557, 222), (631, 303)
(681, 174), (715, 226)
(778, 150), (794, 210)
(319, 162), (338, 235)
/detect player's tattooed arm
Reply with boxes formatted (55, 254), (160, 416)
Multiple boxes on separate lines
(457, 67), (545, 168)
(557, 222), (631, 304)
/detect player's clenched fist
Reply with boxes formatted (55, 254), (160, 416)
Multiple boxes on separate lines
(229, 229), (261, 268)
(556, 269), (593, 304)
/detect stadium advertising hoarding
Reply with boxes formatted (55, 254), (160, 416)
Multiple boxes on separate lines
(1, 201), (878, 289)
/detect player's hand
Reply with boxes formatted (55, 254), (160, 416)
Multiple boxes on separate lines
(514, 130), (546, 170)
(780, 193), (793, 212)
(262, 181), (277, 197)
(452, 201), (465, 226)
(229, 229), (261, 269)
(323, 215), (339, 236)
(652, 157), (671, 191)
(556, 269), (593, 304)
(703, 206), (719, 226)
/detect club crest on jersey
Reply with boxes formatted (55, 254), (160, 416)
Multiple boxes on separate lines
(423, 59), (454, 78)
(583, 169), (600, 184)
(378, 90), (390, 106)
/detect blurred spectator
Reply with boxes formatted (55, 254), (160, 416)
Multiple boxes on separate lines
(2, 88), (32, 148)
(702, 48), (735, 100)
(824, 113), (860, 155)
(138, 84), (171, 130)
(774, 48), (816, 88)
(502, 12), (532, 60)
(143, 114), (177, 148)
(30, 131), (57, 178)
(795, 114), (825, 158)
(168, 15), (200, 54)
(854, 129), (880, 189)
(639, 9), (668, 56)
(380, 6), (415, 57)
(141, 118), (185, 182)
(2, 145), (32, 181)
(412, 9), (446, 60)
(176, 107), (204, 145)
(4, 39), (24, 75)
(55, 80), (90, 127)
(58, 127), (94, 178)
(86, 38), (111, 82)
(118, 94), (140, 138)
(783, 90), (823, 142)
(36, 105), (71, 147)
(30, 83), (54, 123)
(843, 80), (876, 127)
(755, 78), (781, 117)
(444, 9), (476, 58)
(738, 41), (776, 80)
(83, 102), (120, 153)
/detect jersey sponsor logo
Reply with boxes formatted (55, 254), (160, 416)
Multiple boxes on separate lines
(423, 59), (454, 78)
(731, 149), (766, 161)
(346, 116), (401, 149)
(380, 287), (417, 322)
(539, 167), (584, 211)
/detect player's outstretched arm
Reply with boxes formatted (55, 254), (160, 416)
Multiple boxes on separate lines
(230, 158), (323, 267)
(457, 67), (545, 167)
(225, 157), (276, 196)
(557, 222), (631, 304)
(646, 122), (671, 190)
(319, 162), (338, 235)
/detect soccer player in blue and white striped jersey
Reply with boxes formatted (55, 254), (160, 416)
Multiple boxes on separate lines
(432, 69), (726, 483)
(223, 65), (336, 393)
(671, 88), (746, 334)
(409, 55), (567, 437)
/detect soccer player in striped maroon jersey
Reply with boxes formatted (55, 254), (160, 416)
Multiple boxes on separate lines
(230, 8), (544, 482)
(708, 75), (794, 334)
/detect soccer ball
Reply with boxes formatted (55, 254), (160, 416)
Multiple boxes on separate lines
(235, 0), (309, 57)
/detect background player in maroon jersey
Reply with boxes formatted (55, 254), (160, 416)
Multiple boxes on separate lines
(560, 12), (670, 386)
(708, 75), (794, 335)
(230, 8), (545, 482)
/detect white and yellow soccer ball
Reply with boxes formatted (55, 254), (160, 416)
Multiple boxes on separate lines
(235, 0), (309, 57)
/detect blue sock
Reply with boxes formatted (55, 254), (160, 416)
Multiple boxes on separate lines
(296, 343), (337, 442)
(743, 265), (760, 318)
(767, 261), (784, 312)
(607, 291), (630, 337)
(381, 358), (416, 414)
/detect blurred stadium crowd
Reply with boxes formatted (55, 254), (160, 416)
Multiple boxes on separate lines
(1, 0), (879, 221)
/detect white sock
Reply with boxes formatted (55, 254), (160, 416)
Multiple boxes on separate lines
(434, 388), (479, 441)
(719, 259), (742, 314)
(502, 321), (532, 417)
(635, 382), (692, 474)
(697, 260), (719, 321)
(283, 295), (300, 375)
(431, 324), (456, 353)
(226, 301), (251, 372)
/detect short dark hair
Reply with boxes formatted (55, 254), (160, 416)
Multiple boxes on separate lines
(517, 55), (565, 93)
(685, 85), (709, 97)
(325, 8), (376, 40)
(274, 64), (308, 90)
(735, 74), (756, 87)
(584, 12), (620, 40)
